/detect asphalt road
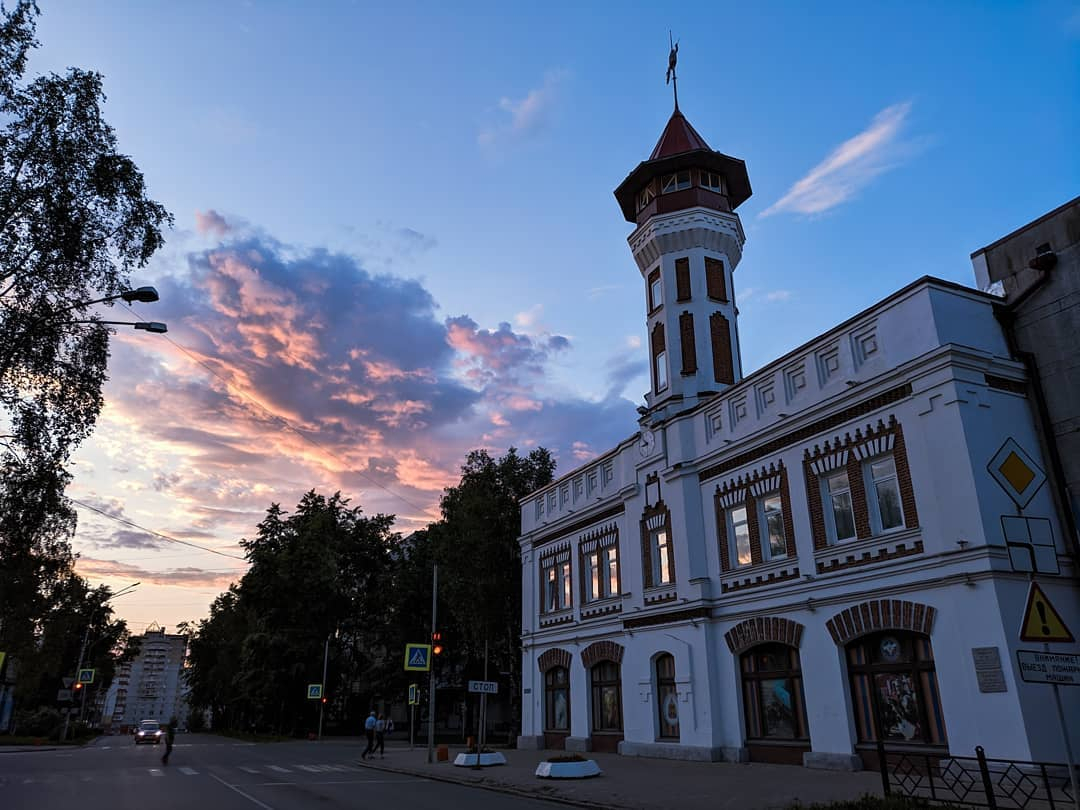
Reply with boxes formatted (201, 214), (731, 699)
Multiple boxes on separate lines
(0, 734), (558, 810)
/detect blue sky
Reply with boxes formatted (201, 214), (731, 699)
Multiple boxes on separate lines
(31, 1), (1079, 629)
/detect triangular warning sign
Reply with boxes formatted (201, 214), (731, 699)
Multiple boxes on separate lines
(1020, 582), (1075, 643)
(408, 647), (427, 666)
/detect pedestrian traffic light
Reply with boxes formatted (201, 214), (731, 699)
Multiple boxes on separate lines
(73, 682), (83, 692)
(321, 697), (327, 704)
(432, 632), (443, 656)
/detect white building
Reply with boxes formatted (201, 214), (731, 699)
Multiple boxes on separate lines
(517, 105), (1080, 769)
(104, 624), (189, 729)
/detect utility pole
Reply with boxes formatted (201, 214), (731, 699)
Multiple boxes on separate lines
(426, 564), (438, 764)
(317, 634), (329, 740)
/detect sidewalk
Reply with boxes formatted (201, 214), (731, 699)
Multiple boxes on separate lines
(357, 743), (883, 810)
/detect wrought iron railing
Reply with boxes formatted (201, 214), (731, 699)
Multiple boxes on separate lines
(878, 740), (1077, 809)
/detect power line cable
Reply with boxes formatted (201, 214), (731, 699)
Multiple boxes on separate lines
(71, 498), (247, 562)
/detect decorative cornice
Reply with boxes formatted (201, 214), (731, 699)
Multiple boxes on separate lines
(623, 606), (710, 630)
(531, 503), (625, 550)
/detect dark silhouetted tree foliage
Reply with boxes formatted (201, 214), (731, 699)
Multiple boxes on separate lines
(184, 492), (399, 735)
(0, 3), (163, 720)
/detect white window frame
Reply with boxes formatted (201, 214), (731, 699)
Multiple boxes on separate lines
(864, 454), (904, 534)
(584, 545), (620, 603)
(728, 505), (753, 568)
(822, 470), (857, 544)
(759, 492), (787, 561)
(542, 558), (572, 613)
(701, 170), (726, 194)
(649, 274), (663, 310)
(655, 350), (668, 392)
(649, 528), (674, 586)
(661, 170), (692, 193)
(638, 185), (656, 211)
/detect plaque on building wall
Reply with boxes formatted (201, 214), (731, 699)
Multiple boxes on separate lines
(971, 646), (1008, 693)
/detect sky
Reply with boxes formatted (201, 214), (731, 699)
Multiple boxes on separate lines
(27, 1), (1079, 633)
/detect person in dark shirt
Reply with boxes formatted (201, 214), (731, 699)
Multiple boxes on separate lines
(161, 719), (176, 765)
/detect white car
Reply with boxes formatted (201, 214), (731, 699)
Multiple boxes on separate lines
(134, 720), (164, 745)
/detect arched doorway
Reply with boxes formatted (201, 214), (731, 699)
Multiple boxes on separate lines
(654, 653), (679, 741)
(543, 666), (570, 749)
(846, 630), (947, 752)
(590, 660), (623, 752)
(740, 643), (810, 763)
(537, 648), (572, 750)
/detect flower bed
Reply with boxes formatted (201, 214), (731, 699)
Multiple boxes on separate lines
(453, 750), (507, 767)
(535, 754), (602, 779)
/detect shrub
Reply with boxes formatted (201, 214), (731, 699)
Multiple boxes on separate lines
(546, 753), (587, 763)
(13, 706), (62, 738)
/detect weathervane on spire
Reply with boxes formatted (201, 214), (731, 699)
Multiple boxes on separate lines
(666, 31), (679, 111)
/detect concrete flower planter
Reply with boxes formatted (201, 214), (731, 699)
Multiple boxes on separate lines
(453, 751), (507, 767)
(535, 758), (602, 779)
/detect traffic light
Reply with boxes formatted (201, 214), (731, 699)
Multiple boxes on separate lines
(321, 697), (327, 704)
(432, 632), (443, 656)
(73, 682), (83, 693)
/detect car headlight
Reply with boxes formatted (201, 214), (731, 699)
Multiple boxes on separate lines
(137, 731), (145, 737)
(155, 730), (163, 736)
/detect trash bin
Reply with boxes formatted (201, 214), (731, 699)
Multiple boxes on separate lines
(436, 744), (449, 762)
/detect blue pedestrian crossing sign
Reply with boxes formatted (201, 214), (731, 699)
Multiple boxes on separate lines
(408, 683), (419, 705)
(404, 643), (431, 672)
(307, 683), (323, 700)
(77, 668), (95, 684)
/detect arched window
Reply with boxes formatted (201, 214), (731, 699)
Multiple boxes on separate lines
(544, 666), (570, 733)
(655, 654), (679, 739)
(847, 631), (946, 747)
(740, 644), (809, 744)
(590, 661), (622, 733)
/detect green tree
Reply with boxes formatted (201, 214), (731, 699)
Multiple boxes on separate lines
(431, 447), (555, 738)
(0, 0), (170, 720)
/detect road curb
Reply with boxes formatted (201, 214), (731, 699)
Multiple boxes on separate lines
(0, 746), (58, 754)
(356, 758), (625, 809)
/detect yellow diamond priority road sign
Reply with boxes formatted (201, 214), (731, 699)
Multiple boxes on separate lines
(1019, 582), (1075, 643)
(988, 438), (1045, 508)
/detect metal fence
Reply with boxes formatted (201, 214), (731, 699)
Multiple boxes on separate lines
(878, 741), (1077, 809)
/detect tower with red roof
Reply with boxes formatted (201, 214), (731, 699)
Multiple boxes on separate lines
(614, 102), (752, 418)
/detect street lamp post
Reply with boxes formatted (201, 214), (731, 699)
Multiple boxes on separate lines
(60, 582), (140, 742)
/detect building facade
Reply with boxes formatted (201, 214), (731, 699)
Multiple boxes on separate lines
(517, 109), (1080, 769)
(103, 624), (189, 730)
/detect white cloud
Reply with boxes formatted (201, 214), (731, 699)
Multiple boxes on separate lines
(761, 102), (918, 218)
(478, 70), (569, 149)
(515, 304), (544, 329)
(764, 290), (793, 302)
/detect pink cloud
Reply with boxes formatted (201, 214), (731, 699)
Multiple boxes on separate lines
(194, 209), (231, 236)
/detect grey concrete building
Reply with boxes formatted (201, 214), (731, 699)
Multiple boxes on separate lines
(971, 195), (1080, 556)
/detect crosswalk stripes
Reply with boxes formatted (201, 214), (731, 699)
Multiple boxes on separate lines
(267, 765), (291, 772)
(178, 767), (198, 775)
(238, 766), (260, 773)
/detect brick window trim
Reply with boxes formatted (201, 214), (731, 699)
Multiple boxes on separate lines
(715, 461), (793, 573)
(826, 599), (936, 646)
(725, 617), (805, 654)
(640, 502), (674, 590)
(581, 640), (625, 668)
(539, 545), (573, 614)
(675, 257), (691, 302)
(804, 416), (919, 551)
(538, 648), (573, 673)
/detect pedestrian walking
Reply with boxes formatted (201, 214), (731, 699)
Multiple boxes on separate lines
(360, 710), (377, 760)
(160, 718), (176, 765)
(375, 713), (386, 758)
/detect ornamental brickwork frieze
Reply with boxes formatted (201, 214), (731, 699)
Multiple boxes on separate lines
(537, 648), (572, 673)
(724, 617), (804, 654)
(581, 640), (625, 668)
(826, 599), (936, 645)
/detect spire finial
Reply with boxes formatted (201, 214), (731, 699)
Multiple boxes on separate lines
(666, 32), (679, 112)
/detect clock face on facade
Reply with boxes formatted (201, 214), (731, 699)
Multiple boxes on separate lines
(639, 429), (656, 456)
